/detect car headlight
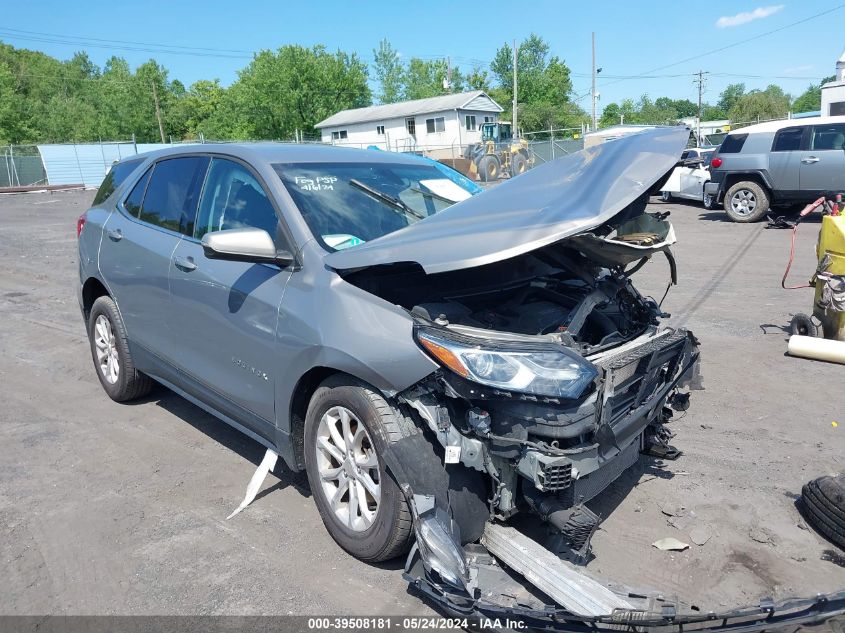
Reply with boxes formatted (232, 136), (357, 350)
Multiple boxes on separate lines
(416, 329), (598, 399)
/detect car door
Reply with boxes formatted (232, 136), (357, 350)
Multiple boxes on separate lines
(768, 125), (804, 197)
(168, 157), (292, 443)
(98, 156), (208, 364)
(800, 122), (845, 197)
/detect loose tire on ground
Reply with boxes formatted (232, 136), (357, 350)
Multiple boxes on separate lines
(304, 375), (415, 562)
(790, 313), (818, 338)
(87, 295), (154, 402)
(511, 153), (528, 178)
(724, 180), (770, 222)
(800, 474), (845, 550)
(478, 155), (500, 182)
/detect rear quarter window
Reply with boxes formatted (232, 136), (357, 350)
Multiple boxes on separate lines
(719, 133), (748, 154)
(92, 158), (144, 206)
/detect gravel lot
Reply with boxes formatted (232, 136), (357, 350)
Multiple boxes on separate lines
(0, 188), (843, 615)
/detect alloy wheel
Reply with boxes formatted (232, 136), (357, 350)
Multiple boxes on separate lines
(730, 189), (756, 216)
(94, 315), (119, 384)
(315, 406), (381, 532)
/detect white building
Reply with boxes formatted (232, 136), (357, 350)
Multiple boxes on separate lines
(314, 91), (504, 154)
(821, 51), (845, 116)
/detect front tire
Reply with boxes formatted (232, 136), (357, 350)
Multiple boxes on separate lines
(703, 193), (716, 210)
(304, 376), (413, 562)
(510, 152), (528, 177)
(724, 181), (770, 222)
(87, 296), (153, 402)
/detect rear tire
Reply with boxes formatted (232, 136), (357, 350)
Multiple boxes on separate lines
(661, 191), (672, 202)
(478, 156), (500, 182)
(304, 376), (413, 562)
(790, 313), (818, 337)
(724, 181), (770, 222)
(87, 296), (153, 402)
(703, 193), (716, 210)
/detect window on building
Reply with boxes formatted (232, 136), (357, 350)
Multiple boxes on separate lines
(376, 125), (385, 135)
(331, 130), (348, 141)
(137, 157), (209, 235)
(426, 117), (445, 134)
(465, 115), (477, 131)
(772, 126), (804, 152)
(830, 102), (845, 116)
(810, 123), (845, 150)
(406, 118), (416, 135)
(195, 158), (279, 240)
(484, 116), (494, 123)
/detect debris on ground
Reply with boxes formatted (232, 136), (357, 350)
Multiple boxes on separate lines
(661, 502), (686, 517)
(690, 524), (713, 546)
(653, 537), (690, 551)
(749, 526), (776, 545)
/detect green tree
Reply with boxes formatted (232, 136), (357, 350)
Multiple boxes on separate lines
(402, 58), (460, 100)
(372, 38), (403, 104)
(791, 75), (835, 114)
(718, 83), (745, 114)
(208, 45), (370, 140)
(489, 34), (580, 131)
(172, 79), (225, 139)
(729, 84), (791, 124)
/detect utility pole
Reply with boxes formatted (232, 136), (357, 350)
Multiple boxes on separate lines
(693, 70), (708, 146)
(512, 39), (518, 136)
(591, 32), (597, 132)
(445, 56), (453, 93)
(152, 82), (166, 144)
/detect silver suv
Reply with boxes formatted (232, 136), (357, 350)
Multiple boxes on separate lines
(77, 130), (700, 594)
(706, 115), (845, 222)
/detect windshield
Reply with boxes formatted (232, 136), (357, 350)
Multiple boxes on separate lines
(274, 161), (475, 251)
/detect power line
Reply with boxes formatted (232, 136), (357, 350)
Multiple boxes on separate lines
(597, 4), (845, 90)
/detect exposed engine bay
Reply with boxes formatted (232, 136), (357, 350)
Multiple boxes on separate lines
(342, 211), (702, 570)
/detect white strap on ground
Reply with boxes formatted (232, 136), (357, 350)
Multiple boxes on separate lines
(482, 523), (635, 616)
(226, 449), (279, 520)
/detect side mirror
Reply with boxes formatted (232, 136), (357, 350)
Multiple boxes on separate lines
(683, 158), (703, 168)
(201, 228), (293, 267)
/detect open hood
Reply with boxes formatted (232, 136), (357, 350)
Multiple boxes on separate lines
(325, 126), (689, 275)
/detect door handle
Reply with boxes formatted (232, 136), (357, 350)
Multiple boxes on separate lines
(801, 156), (820, 164)
(106, 228), (122, 242)
(174, 255), (197, 272)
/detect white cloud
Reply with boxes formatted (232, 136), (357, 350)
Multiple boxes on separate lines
(716, 5), (784, 28)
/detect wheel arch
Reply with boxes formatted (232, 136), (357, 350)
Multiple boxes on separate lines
(81, 276), (111, 324)
(722, 171), (773, 197)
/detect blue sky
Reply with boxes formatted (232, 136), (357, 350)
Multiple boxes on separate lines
(1, 0), (843, 114)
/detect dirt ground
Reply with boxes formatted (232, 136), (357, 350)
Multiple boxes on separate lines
(0, 188), (842, 616)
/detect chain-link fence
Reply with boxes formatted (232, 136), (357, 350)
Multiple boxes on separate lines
(1, 146), (47, 188)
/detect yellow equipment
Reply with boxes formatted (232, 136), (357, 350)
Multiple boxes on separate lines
(463, 122), (533, 182)
(814, 214), (845, 341)
(785, 197), (845, 344)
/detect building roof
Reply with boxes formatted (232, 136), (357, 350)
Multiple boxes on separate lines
(315, 91), (504, 129)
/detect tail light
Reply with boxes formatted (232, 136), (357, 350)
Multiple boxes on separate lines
(76, 213), (87, 238)
(710, 157), (723, 168)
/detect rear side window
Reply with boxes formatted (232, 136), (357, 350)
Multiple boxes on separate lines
(810, 123), (845, 150)
(123, 166), (152, 217)
(772, 126), (804, 152)
(93, 158), (143, 206)
(719, 133), (748, 153)
(139, 157), (210, 235)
